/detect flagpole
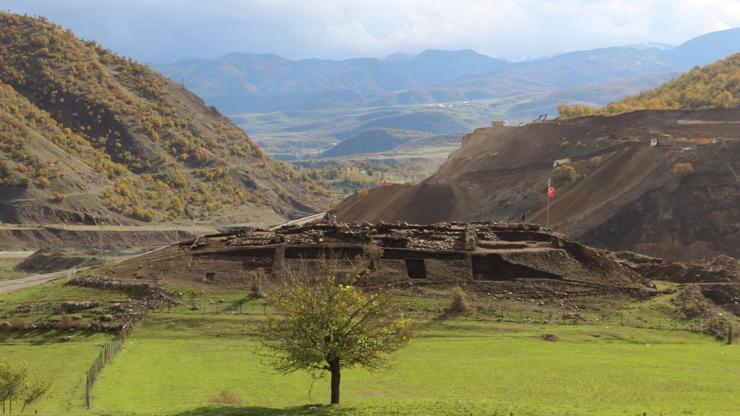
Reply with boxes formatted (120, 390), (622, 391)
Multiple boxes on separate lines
(546, 178), (551, 228)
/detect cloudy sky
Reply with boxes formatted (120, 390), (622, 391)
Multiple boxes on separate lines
(3, 0), (740, 63)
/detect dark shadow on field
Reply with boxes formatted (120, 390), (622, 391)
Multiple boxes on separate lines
(176, 404), (353, 416)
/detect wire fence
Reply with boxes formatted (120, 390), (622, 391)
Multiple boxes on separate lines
(85, 319), (136, 409)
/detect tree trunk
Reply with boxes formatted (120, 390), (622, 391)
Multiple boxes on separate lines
(329, 358), (341, 405)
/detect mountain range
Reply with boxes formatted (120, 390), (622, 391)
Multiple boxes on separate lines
(153, 28), (740, 114)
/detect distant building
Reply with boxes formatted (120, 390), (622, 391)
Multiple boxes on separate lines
(491, 120), (509, 127)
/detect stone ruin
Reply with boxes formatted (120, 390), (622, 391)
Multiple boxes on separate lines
(132, 221), (651, 295)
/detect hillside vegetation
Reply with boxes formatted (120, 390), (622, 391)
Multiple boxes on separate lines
(558, 53), (740, 118)
(0, 12), (328, 224)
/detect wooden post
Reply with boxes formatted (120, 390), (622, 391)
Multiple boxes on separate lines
(546, 178), (551, 228)
(728, 326), (733, 345)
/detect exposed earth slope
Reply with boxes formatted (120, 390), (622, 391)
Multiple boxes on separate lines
(0, 12), (329, 225)
(332, 108), (740, 260)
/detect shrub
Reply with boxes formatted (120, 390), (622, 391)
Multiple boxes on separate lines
(449, 287), (471, 314)
(8, 316), (26, 330)
(55, 314), (77, 330)
(552, 164), (579, 184)
(131, 206), (156, 222)
(589, 156), (603, 168)
(210, 389), (240, 405)
(51, 192), (66, 202)
(36, 175), (51, 189)
(356, 189), (369, 198)
(672, 163), (694, 176)
(249, 270), (265, 299)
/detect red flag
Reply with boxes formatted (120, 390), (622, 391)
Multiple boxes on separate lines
(548, 179), (555, 200)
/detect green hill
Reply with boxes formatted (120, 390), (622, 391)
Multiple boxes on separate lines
(559, 53), (740, 118)
(0, 12), (329, 224)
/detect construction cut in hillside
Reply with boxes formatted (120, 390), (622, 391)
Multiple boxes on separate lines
(98, 221), (651, 299)
(332, 108), (740, 261)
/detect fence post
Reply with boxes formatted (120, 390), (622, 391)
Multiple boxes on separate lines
(85, 319), (136, 409)
(728, 326), (733, 345)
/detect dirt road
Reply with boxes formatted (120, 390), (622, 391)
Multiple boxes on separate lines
(0, 267), (83, 294)
(0, 212), (326, 294)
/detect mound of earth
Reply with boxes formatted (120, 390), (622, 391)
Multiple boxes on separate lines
(14, 248), (106, 274)
(97, 221), (652, 300)
(0, 12), (328, 226)
(639, 255), (739, 284)
(0, 224), (201, 251)
(332, 108), (740, 260)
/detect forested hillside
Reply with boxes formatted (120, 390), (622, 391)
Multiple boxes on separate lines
(559, 53), (740, 118)
(0, 12), (329, 224)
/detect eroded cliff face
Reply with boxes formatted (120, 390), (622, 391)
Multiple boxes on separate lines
(333, 109), (740, 260)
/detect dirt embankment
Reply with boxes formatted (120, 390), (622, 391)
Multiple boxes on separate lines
(332, 109), (740, 260)
(0, 225), (201, 251)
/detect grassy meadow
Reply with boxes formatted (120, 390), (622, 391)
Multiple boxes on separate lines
(1, 284), (739, 415)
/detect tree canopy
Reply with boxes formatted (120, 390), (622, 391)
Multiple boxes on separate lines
(262, 270), (412, 404)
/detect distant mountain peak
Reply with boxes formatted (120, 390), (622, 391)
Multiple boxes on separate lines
(383, 52), (412, 63)
(625, 42), (675, 51)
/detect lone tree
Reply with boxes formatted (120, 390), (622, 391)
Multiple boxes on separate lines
(262, 270), (412, 405)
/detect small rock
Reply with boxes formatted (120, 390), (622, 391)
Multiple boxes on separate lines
(61, 336), (72, 342)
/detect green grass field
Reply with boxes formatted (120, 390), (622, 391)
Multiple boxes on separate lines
(0, 332), (112, 414)
(89, 298), (739, 416)
(2, 285), (739, 415)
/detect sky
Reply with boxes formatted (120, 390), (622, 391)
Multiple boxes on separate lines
(2, 0), (740, 63)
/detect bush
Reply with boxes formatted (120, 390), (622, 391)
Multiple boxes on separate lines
(51, 192), (66, 202)
(449, 287), (471, 314)
(36, 175), (51, 189)
(210, 389), (240, 405)
(249, 270), (265, 299)
(589, 156), (603, 168)
(672, 163), (694, 176)
(8, 316), (26, 330)
(55, 314), (77, 330)
(131, 206), (156, 222)
(552, 164), (579, 184)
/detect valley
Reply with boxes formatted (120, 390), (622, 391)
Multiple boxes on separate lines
(0, 6), (738, 416)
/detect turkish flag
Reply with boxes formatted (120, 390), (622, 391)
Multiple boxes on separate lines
(548, 185), (555, 199)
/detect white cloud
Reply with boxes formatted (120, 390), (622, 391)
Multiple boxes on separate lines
(2, 0), (739, 61)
